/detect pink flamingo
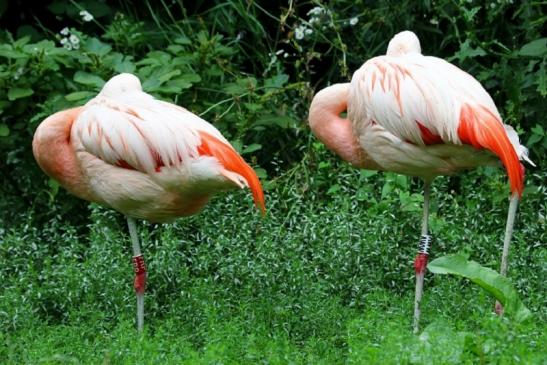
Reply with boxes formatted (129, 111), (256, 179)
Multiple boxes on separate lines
(32, 73), (265, 332)
(309, 31), (534, 332)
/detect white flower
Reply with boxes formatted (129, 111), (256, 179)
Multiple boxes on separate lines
(63, 43), (73, 50)
(305, 28), (313, 35)
(60, 27), (69, 35)
(60, 37), (68, 45)
(79, 10), (94, 22)
(307, 7), (324, 17)
(349, 17), (359, 26)
(69, 34), (80, 45)
(430, 18), (439, 25)
(294, 25), (305, 40)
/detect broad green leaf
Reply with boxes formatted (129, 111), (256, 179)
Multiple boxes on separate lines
(242, 143), (262, 154)
(531, 124), (544, 135)
(165, 79), (194, 90)
(223, 82), (246, 95)
(65, 91), (95, 101)
(0, 123), (9, 137)
(518, 38), (547, 57)
(360, 170), (377, 178)
(254, 167), (267, 179)
(7, 87), (33, 100)
(158, 70), (181, 83)
(428, 254), (531, 322)
(174, 36), (191, 45)
(0, 45), (26, 59)
(264, 73), (289, 89)
(179, 73), (201, 83)
(84, 38), (112, 56)
(412, 321), (471, 361)
(74, 71), (105, 89)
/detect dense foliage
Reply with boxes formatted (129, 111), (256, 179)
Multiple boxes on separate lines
(0, 1), (545, 363)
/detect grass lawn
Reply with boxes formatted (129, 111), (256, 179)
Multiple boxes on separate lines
(1, 164), (545, 364)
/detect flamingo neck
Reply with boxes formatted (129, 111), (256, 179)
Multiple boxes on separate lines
(308, 83), (365, 167)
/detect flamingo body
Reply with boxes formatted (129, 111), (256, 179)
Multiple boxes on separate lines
(33, 73), (265, 222)
(310, 31), (532, 191)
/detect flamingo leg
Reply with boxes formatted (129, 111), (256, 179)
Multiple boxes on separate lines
(413, 181), (431, 334)
(495, 194), (519, 315)
(127, 217), (146, 332)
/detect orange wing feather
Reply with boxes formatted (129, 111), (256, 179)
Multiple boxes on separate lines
(458, 104), (524, 196)
(197, 131), (266, 214)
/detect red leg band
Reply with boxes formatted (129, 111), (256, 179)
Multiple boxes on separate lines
(132, 255), (147, 294)
(414, 253), (429, 274)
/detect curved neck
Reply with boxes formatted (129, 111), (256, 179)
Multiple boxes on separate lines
(308, 83), (364, 167)
(32, 107), (96, 201)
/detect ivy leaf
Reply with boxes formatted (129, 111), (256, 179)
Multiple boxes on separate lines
(428, 253), (531, 322)
(7, 87), (34, 100)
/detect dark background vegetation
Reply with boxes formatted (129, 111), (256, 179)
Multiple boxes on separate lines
(0, 1), (545, 363)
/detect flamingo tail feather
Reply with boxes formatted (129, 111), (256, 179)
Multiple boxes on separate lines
(458, 104), (524, 196)
(197, 131), (265, 214)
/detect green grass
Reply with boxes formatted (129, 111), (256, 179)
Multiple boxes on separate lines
(1, 162), (546, 364)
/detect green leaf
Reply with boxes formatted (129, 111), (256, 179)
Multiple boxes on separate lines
(0, 123), (9, 137)
(327, 184), (341, 195)
(0, 45), (26, 59)
(254, 167), (267, 180)
(255, 114), (292, 128)
(158, 70), (181, 83)
(536, 63), (547, 96)
(174, 36), (191, 45)
(242, 143), (262, 154)
(264, 73), (289, 89)
(531, 124), (544, 135)
(65, 91), (95, 101)
(428, 254), (531, 322)
(450, 39), (486, 63)
(7, 87), (33, 101)
(518, 38), (547, 57)
(84, 38), (112, 56)
(74, 71), (105, 89)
